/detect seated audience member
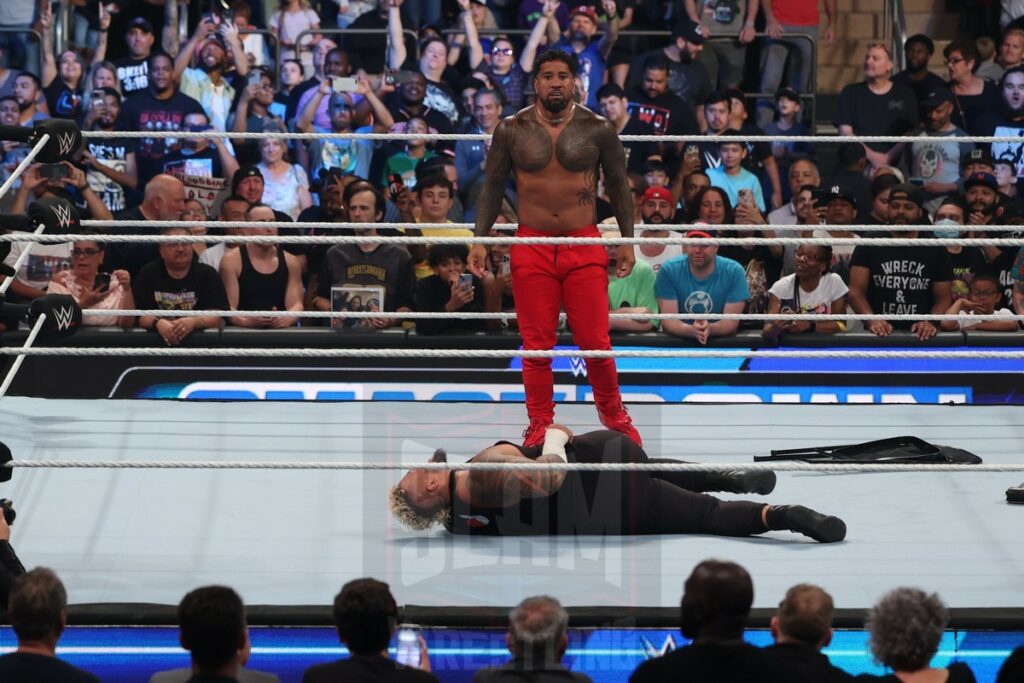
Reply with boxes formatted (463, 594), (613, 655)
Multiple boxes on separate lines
(604, 228), (658, 332)
(383, 117), (435, 191)
(643, 159), (670, 190)
(475, 596), (592, 682)
(256, 135), (312, 221)
(764, 88), (813, 196)
(13, 72), (48, 125)
(763, 245), (848, 339)
(910, 87), (973, 215)
(858, 588), (977, 683)
(814, 184), (861, 284)
(312, 185), (416, 329)
(708, 135), (765, 211)
(47, 238), (135, 329)
(770, 160), (820, 225)
(655, 229), (748, 343)
(848, 184), (953, 340)
(201, 195), (251, 271)
(933, 195), (987, 300)
(151, 585), (279, 683)
(0, 502), (26, 610)
(0, 568), (101, 682)
(410, 173), (471, 280)
(302, 79), (394, 181)
(302, 578), (438, 683)
(994, 157), (1018, 198)
(681, 171), (710, 215)
(940, 274), (1019, 331)
(160, 111), (240, 198)
(630, 560), (786, 683)
(81, 87), (138, 214)
(231, 69), (282, 168)
(1, 237), (72, 310)
(414, 244), (500, 336)
(220, 204), (304, 328)
(636, 186), (683, 273)
(864, 174), (902, 225)
(134, 227), (229, 346)
(765, 584), (852, 682)
(182, 200), (210, 259)
(109, 174), (188, 277)
(997, 647), (1024, 683)
(687, 186), (734, 229)
(455, 89), (502, 207)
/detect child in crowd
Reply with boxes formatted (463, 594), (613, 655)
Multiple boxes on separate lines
(270, 0), (321, 75)
(707, 134), (766, 212)
(414, 243), (500, 335)
(940, 274), (1019, 331)
(763, 244), (848, 338)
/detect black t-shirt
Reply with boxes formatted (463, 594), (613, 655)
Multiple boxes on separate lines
(303, 655), (440, 683)
(132, 259), (229, 311)
(892, 70), (947, 107)
(850, 244), (953, 328)
(948, 79), (999, 135)
(626, 49), (713, 108)
(627, 89), (699, 137)
(342, 12), (390, 74)
(85, 136), (137, 213)
(0, 652), (101, 683)
(105, 206), (160, 277)
(621, 116), (661, 174)
(947, 246), (988, 300)
(114, 56), (150, 96)
(855, 662), (976, 683)
(414, 273), (486, 335)
(630, 642), (791, 683)
(383, 102), (456, 159)
(834, 81), (919, 152)
(764, 643), (853, 683)
(317, 243), (416, 313)
(118, 89), (205, 184)
(43, 79), (83, 120)
(980, 230), (1024, 308)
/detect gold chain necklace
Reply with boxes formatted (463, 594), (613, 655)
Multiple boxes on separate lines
(535, 102), (575, 126)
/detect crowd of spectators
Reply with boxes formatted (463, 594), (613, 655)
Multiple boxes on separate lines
(3, 0), (1024, 342)
(1, 514), (1023, 683)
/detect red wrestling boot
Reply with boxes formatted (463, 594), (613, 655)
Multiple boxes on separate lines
(522, 419), (552, 448)
(597, 401), (643, 447)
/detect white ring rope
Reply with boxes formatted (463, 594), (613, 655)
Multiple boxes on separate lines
(3, 460), (1023, 472)
(0, 225), (45, 297)
(7, 234), (1024, 247)
(76, 130), (1024, 145)
(74, 221), (1024, 234)
(2, 347), (1024, 359)
(84, 309), (1024, 322)
(0, 313), (46, 400)
(0, 134), (50, 202)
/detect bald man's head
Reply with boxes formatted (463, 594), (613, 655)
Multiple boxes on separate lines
(773, 584), (834, 648)
(143, 175), (187, 221)
(679, 560), (753, 640)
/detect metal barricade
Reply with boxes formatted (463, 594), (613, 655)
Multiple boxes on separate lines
(239, 28), (280, 87)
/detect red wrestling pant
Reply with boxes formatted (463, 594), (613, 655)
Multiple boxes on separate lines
(511, 225), (623, 423)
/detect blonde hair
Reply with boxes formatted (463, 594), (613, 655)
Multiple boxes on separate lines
(866, 42), (894, 60)
(388, 484), (448, 530)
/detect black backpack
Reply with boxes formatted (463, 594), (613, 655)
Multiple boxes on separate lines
(754, 436), (983, 465)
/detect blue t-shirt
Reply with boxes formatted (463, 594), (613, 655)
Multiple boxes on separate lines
(707, 167), (766, 212)
(553, 38), (605, 110)
(655, 255), (749, 316)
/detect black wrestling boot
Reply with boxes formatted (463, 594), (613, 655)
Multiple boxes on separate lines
(705, 470), (777, 495)
(766, 505), (847, 543)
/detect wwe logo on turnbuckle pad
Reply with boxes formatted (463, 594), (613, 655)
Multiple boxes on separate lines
(57, 132), (77, 157)
(53, 305), (76, 332)
(51, 203), (73, 231)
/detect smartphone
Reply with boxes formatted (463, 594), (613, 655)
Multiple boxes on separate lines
(384, 70), (417, 86)
(387, 172), (405, 196)
(94, 272), (111, 292)
(738, 188), (754, 206)
(39, 164), (69, 180)
(248, 72), (263, 88)
(395, 625), (421, 668)
(809, 187), (829, 207)
(458, 272), (474, 289)
(499, 253), (511, 276)
(91, 89), (105, 103)
(909, 178), (924, 187)
(332, 77), (359, 92)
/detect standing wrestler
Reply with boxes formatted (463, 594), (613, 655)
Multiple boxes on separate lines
(468, 50), (639, 447)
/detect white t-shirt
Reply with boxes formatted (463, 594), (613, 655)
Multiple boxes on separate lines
(635, 241), (684, 273)
(3, 242), (73, 290)
(768, 272), (848, 314)
(958, 307), (1015, 330)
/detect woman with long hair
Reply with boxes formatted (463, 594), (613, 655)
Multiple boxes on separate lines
(256, 132), (313, 219)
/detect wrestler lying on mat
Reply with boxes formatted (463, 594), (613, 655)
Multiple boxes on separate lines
(389, 427), (847, 542)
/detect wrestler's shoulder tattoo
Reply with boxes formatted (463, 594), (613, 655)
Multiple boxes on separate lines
(509, 107), (554, 172)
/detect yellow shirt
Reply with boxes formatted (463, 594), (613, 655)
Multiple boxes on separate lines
(409, 223), (473, 279)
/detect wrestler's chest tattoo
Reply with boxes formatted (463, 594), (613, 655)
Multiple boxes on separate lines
(511, 119), (601, 173)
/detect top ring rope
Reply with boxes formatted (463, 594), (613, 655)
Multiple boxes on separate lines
(8, 234), (1024, 247)
(77, 130), (1024, 144)
(75, 220), (1024, 234)
(3, 460), (1024, 473)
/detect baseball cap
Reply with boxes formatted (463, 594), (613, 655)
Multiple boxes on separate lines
(888, 183), (925, 208)
(961, 147), (994, 169)
(777, 86), (801, 102)
(232, 164), (264, 191)
(643, 186), (673, 203)
(997, 199), (1024, 224)
(921, 87), (955, 109)
(687, 225), (717, 238)
(570, 6), (599, 23)
(827, 182), (858, 208)
(127, 17), (154, 34)
(964, 171), (999, 192)
(672, 17), (706, 44)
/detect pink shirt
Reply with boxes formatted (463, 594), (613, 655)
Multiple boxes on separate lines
(47, 271), (127, 326)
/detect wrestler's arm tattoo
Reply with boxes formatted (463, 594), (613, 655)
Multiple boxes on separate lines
(466, 451), (567, 507)
(577, 167), (597, 206)
(473, 118), (514, 237)
(598, 120), (635, 237)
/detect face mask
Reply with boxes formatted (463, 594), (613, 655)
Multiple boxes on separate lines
(933, 218), (962, 239)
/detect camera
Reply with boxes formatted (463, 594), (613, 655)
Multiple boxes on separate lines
(38, 164), (69, 180)
(0, 499), (15, 526)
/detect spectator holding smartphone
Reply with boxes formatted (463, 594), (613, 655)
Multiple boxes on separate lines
(47, 237), (135, 329)
(414, 243), (501, 335)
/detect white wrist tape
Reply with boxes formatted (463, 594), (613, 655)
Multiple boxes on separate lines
(543, 428), (570, 462)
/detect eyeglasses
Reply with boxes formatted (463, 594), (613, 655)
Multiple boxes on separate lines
(945, 57), (965, 66)
(72, 248), (102, 257)
(972, 289), (1001, 297)
(491, 47), (514, 56)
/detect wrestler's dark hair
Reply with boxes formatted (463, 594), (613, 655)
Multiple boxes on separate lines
(333, 578), (399, 655)
(178, 586), (247, 670)
(532, 49), (578, 80)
